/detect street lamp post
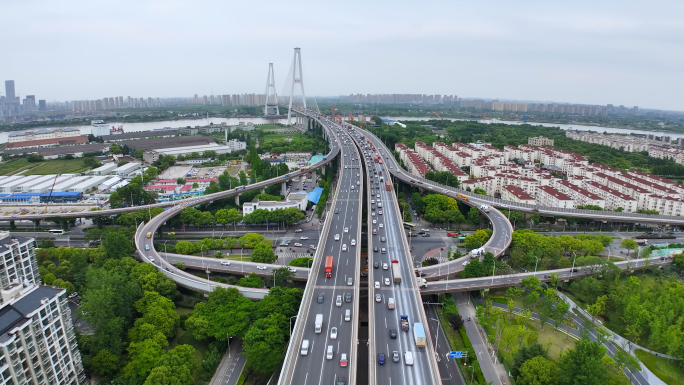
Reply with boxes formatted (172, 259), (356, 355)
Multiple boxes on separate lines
(289, 316), (298, 334)
(534, 256), (539, 273)
(227, 334), (231, 358)
(571, 252), (577, 277)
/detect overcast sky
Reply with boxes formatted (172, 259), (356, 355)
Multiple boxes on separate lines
(2, 0), (683, 111)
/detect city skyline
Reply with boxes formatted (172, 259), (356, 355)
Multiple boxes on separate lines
(1, 0), (683, 111)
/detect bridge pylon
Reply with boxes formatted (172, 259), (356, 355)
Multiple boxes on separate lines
(264, 63), (280, 116)
(286, 47), (307, 126)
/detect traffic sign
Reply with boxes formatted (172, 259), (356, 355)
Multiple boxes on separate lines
(449, 351), (463, 359)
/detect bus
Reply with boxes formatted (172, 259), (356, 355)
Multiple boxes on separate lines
(48, 229), (64, 235)
(403, 222), (416, 230)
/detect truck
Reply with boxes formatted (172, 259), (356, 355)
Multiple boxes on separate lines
(324, 256), (333, 278)
(470, 247), (485, 259)
(635, 239), (648, 246)
(385, 181), (391, 191)
(374, 156), (380, 163)
(400, 315), (410, 331)
(378, 159), (383, 164)
(480, 204), (490, 213)
(456, 193), (469, 201)
(417, 278), (428, 288)
(315, 314), (323, 334)
(391, 259), (402, 284)
(413, 323), (426, 347)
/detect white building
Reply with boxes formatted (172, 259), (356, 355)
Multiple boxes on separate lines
(242, 192), (309, 216)
(91, 163), (117, 175)
(7, 127), (82, 143)
(501, 185), (536, 204)
(112, 162), (141, 176)
(536, 186), (575, 209)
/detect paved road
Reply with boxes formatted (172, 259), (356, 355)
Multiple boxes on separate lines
(355, 126), (442, 385)
(285, 120), (363, 385)
(424, 304), (466, 385)
(209, 339), (247, 385)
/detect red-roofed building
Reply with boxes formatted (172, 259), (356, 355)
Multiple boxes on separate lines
(537, 185), (575, 209)
(553, 180), (605, 209)
(583, 181), (638, 212)
(145, 185), (178, 192)
(501, 185), (536, 204)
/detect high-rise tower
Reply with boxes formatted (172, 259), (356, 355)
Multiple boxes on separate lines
(264, 63), (280, 116)
(286, 48), (306, 125)
(4, 80), (16, 104)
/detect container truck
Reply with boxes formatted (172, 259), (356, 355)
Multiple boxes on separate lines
(400, 315), (410, 331)
(324, 256), (333, 278)
(391, 259), (402, 284)
(385, 181), (391, 191)
(413, 323), (426, 347)
(315, 314), (323, 334)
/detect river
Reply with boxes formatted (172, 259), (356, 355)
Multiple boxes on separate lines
(0, 115), (679, 145)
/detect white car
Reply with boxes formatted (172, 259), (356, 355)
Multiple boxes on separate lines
(383, 263), (388, 270)
(378, 211), (383, 215)
(294, 229), (303, 233)
(288, 267), (297, 273)
(300, 236), (309, 240)
(256, 265), (268, 270)
(372, 220), (377, 224)
(351, 239), (356, 246)
(335, 234), (340, 241)
(220, 261), (231, 266)
(379, 223), (384, 228)
(371, 200), (375, 204)
(374, 281), (380, 289)
(310, 245), (317, 249)
(330, 327), (338, 340)
(294, 243), (303, 247)
(384, 278), (391, 286)
(344, 227), (349, 233)
(377, 194), (380, 198)
(336, 295), (343, 306)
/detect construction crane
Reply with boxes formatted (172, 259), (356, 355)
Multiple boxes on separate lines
(43, 174), (60, 214)
(431, 111), (443, 120)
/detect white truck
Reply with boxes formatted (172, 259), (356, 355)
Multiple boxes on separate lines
(470, 247), (485, 259)
(315, 314), (323, 334)
(480, 204), (490, 213)
(417, 278), (428, 288)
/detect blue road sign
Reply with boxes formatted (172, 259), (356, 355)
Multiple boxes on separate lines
(449, 351), (463, 359)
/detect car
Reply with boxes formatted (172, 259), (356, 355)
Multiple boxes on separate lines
(256, 265), (268, 270)
(375, 294), (382, 303)
(300, 236), (309, 240)
(336, 377), (346, 385)
(342, 244), (348, 251)
(378, 211), (383, 215)
(379, 223), (384, 228)
(294, 243), (303, 247)
(145, 244), (150, 250)
(294, 229), (303, 233)
(357, 181), (360, 185)
(345, 292), (352, 303)
(378, 353), (385, 365)
(360, 272), (368, 277)
(149, 256), (155, 263)
(384, 278), (390, 286)
(372, 220), (377, 224)
(336, 295), (342, 307)
(310, 245), (317, 249)
(404, 351), (414, 365)
(371, 212), (375, 216)
(377, 194), (380, 198)
(347, 277), (353, 286)
(371, 200), (375, 204)
(344, 227), (349, 233)
(422, 233), (430, 237)
(373, 229), (377, 235)
(351, 239), (356, 246)
(392, 351), (400, 363)
(389, 329), (397, 339)
(378, 202), (382, 207)
(334, 234), (340, 241)
(220, 261), (231, 266)
(374, 261), (379, 268)
(317, 293), (324, 303)
(335, 208), (341, 214)
(380, 236), (386, 242)
(288, 267), (297, 273)
(373, 246), (379, 252)
(381, 247), (386, 253)
(340, 353), (348, 367)
(383, 263), (389, 270)
(374, 281), (380, 289)
(331, 327), (338, 340)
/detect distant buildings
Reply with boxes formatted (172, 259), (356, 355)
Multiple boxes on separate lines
(528, 136), (554, 147)
(5, 127), (87, 149)
(242, 192), (309, 216)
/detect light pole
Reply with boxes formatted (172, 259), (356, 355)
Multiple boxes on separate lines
(571, 252), (577, 277)
(534, 255), (539, 273)
(491, 259), (496, 285)
(290, 315), (298, 334)
(227, 334), (231, 358)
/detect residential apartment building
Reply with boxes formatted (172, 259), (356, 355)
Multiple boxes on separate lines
(528, 136), (554, 146)
(536, 186), (575, 209)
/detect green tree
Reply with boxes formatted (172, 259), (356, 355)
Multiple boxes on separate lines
(243, 313), (290, 375)
(620, 238), (638, 258)
(122, 337), (167, 385)
(90, 349), (119, 377)
(272, 267), (296, 287)
(237, 273), (265, 288)
(185, 287), (255, 340)
(102, 230), (134, 259)
(511, 343), (549, 379)
(559, 336), (606, 385)
(251, 242), (276, 263)
(517, 356), (559, 385)
(144, 344), (198, 385)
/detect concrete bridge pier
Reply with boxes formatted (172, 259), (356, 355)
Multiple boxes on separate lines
(261, 188), (266, 194)
(33, 220), (41, 228)
(235, 195), (240, 206)
(282, 181), (287, 194)
(9, 221), (15, 230)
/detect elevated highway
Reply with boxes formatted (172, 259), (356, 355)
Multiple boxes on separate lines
(278, 112), (363, 385)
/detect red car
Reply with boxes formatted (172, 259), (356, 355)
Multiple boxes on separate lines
(447, 232), (459, 237)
